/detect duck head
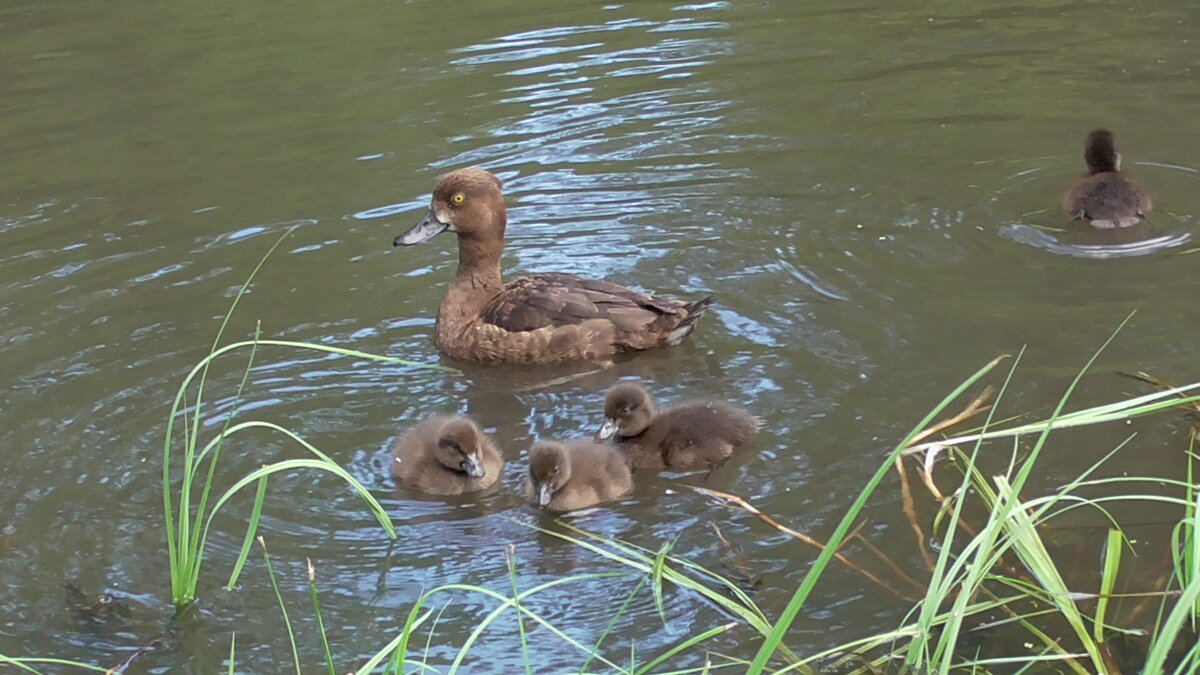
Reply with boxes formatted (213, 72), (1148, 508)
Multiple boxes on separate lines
(596, 382), (655, 440)
(395, 167), (506, 247)
(528, 442), (571, 508)
(1083, 129), (1120, 175)
(435, 418), (487, 478)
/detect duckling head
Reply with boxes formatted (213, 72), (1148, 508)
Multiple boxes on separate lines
(395, 167), (506, 247)
(1084, 129), (1120, 174)
(596, 383), (655, 440)
(435, 419), (487, 478)
(528, 442), (571, 508)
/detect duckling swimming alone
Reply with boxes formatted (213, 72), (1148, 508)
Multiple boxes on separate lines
(525, 440), (632, 512)
(390, 416), (504, 495)
(595, 382), (759, 472)
(394, 167), (714, 364)
(1063, 129), (1152, 229)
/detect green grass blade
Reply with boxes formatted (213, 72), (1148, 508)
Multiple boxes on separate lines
(187, 323), (263, 577)
(259, 537), (301, 675)
(1094, 529), (1124, 645)
(184, 455), (393, 590)
(222, 475), (268, 593)
(581, 577), (647, 674)
(1144, 572), (1200, 673)
(651, 538), (676, 627)
(228, 632), (236, 675)
(633, 622), (736, 675)
(307, 559), (337, 675)
(506, 546), (534, 675)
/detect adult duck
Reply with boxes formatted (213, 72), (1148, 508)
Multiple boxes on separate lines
(394, 168), (714, 363)
(1063, 129), (1152, 229)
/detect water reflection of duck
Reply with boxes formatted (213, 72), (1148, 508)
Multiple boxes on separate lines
(1064, 129), (1152, 229)
(595, 382), (759, 472)
(525, 440), (632, 512)
(393, 167), (714, 364)
(390, 417), (504, 495)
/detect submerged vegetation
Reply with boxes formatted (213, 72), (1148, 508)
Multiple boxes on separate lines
(3, 234), (1199, 673)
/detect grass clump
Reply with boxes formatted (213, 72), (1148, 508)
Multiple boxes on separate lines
(162, 227), (455, 611)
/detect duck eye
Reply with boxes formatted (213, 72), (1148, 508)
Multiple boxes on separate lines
(451, 193), (465, 205)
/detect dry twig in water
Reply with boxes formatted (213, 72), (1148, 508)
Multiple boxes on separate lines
(690, 486), (919, 603)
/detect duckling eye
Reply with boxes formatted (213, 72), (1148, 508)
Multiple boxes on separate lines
(451, 193), (465, 205)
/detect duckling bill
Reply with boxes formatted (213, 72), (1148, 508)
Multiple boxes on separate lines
(390, 417), (504, 496)
(596, 382), (758, 472)
(393, 167), (714, 363)
(1063, 129), (1152, 229)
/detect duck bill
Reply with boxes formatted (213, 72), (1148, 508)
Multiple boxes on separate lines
(463, 455), (485, 478)
(595, 418), (619, 441)
(394, 210), (449, 247)
(534, 482), (554, 508)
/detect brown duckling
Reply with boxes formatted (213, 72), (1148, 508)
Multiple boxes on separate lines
(1063, 129), (1152, 229)
(595, 382), (759, 472)
(525, 440), (632, 512)
(393, 167), (714, 364)
(390, 416), (504, 495)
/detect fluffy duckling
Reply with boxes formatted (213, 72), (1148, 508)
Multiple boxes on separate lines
(595, 383), (758, 472)
(1063, 129), (1152, 229)
(394, 167), (714, 363)
(525, 441), (632, 512)
(390, 417), (504, 495)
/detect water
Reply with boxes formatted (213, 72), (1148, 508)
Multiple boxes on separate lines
(2, 0), (1198, 671)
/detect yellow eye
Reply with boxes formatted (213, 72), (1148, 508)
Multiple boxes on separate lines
(451, 193), (465, 205)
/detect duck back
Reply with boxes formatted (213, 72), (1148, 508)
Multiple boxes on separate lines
(1063, 173), (1151, 229)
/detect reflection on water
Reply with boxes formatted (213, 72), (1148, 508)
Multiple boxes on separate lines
(1000, 222), (1193, 259)
(3, 0), (1200, 671)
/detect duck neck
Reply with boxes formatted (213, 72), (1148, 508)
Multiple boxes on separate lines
(437, 231), (505, 330)
(454, 234), (503, 289)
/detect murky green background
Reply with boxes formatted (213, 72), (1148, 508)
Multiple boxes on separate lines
(2, 0), (1198, 671)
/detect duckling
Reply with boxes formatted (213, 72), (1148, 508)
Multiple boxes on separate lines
(1063, 129), (1152, 229)
(525, 441), (632, 512)
(390, 417), (503, 495)
(393, 167), (714, 364)
(595, 382), (758, 472)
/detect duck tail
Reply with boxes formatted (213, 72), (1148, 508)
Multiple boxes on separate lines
(667, 295), (716, 345)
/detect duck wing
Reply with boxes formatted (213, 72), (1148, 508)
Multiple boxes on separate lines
(481, 273), (690, 334)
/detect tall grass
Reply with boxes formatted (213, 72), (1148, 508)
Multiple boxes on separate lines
(163, 227), (456, 610)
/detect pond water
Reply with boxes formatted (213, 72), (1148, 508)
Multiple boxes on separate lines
(2, 0), (1198, 672)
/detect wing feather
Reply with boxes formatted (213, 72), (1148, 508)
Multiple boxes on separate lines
(482, 273), (687, 334)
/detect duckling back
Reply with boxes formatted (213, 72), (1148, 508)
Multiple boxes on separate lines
(632, 401), (759, 472)
(390, 416), (503, 496)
